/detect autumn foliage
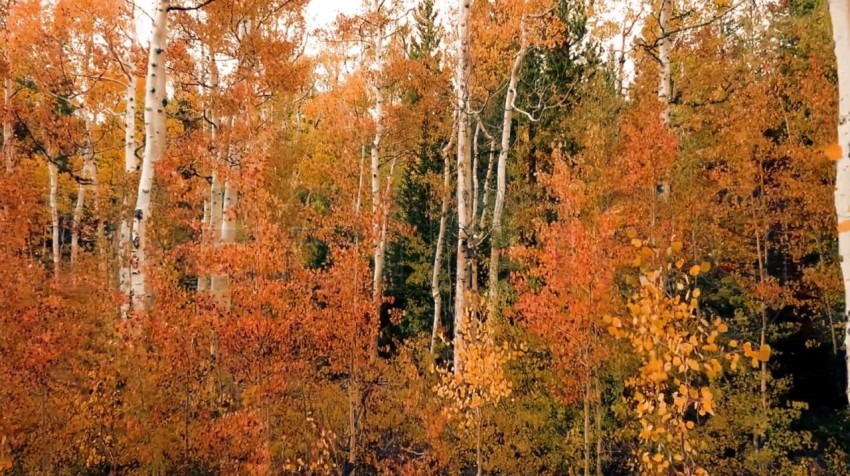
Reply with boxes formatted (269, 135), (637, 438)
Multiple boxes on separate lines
(0, 0), (849, 474)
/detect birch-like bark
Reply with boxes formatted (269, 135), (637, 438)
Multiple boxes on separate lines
(478, 128), (496, 233)
(453, 0), (472, 373)
(827, 0), (850, 405)
(370, 0), (387, 309)
(119, 20), (138, 315)
(198, 52), (220, 294)
(72, 113), (96, 269)
(130, 0), (169, 311)
(210, 111), (235, 306)
(655, 0), (673, 203)
(49, 162), (59, 277)
(658, 0), (673, 126)
(431, 129), (455, 355)
(488, 20), (528, 319)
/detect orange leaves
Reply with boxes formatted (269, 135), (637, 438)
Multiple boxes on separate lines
(823, 143), (844, 162)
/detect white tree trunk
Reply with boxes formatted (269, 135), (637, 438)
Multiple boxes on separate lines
(130, 0), (169, 312)
(477, 124), (496, 232)
(199, 52), (220, 294)
(828, 0), (850, 405)
(49, 162), (59, 277)
(209, 110), (234, 305)
(453, 0), (472, 373)
(119, 23), (138, 316)
(431, 131), (455, 355)
(658, 0), (673, 126)
(488, 20), (528, 319)
(370, 0), (387, 307)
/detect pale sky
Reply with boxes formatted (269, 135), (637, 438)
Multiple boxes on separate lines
(305, 0), (365, 30)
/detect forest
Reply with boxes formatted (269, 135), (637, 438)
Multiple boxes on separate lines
(2, 0), (850, 474)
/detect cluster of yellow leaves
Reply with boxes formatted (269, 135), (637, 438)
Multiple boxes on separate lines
(605, 242), (767, 475)
(282, 413), (338, 475)
(433, 320), (523, 432)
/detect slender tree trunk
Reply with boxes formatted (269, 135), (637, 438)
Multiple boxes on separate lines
(658, 0), (673, 126)
(347, 369), (359, 472)
(828, 0), (850, 406)
(130, 0), (169, 312)
(3, 72), (12, 174)
(430, 165), (449, 354)
(208, 171), (224, 291)
(119, 28), (138, 316)
(370, 0), (387, 312)
(49, 162), (59, 277)
(453, 0), (472, 373)
(71, 170), (87, 268)
(476, 408), (482, 476)
(594, 374), (603, 476)
(355, 144), (365, 215)
(652, 0), (674, 204)
(583, 377), (590, 476)
(213, 115), (237, 308)
(478, 136), (496, 232)
(431, 132), (455, 354)
(488, 21), (528, 319)
(199, 53), (220, 294)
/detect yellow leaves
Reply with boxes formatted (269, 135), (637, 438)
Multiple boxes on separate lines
(838, 220), (850, 234)
(672, 241), (683, 253)
(632, 238), (643, 248)
(433, 320), (516, 431)
(759, 344), (771, 362)
(686, 358), (700, 372)
(742, 342), (771, 368)
(612, 255), (741, 475)
(698, 387), (714, 416)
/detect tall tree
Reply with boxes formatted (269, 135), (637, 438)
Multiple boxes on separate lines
(828, 0), (850, 405)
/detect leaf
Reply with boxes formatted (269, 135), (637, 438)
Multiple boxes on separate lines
(824, 143), (844, 162)
(758, 344), (771, 362)
(688, 265), (701, 277)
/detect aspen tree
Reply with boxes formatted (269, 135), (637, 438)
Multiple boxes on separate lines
(49, 162), (59, 277)
(454, 0), (473, 372)
(2, 72), (11, 174)
(488, 15), (529, 318)
(119, 7), (138, 312)
(432, 124), (455, 355)
(370, 0), (387, 316)
(2, 0), (13, 175)
(658, 0), (672, 126)
(827, 0), (850, 405)
(130, 0), (170, 311)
